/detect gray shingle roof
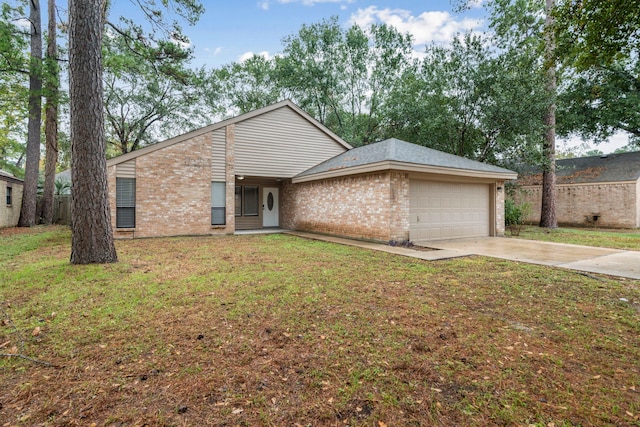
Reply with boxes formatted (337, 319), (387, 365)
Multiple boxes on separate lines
(520, 151), (640, 185)
(297, 138), (516, 178)
(0, 169), (23, 183)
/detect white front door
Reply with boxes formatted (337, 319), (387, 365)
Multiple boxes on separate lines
(263, 187), (279, 227)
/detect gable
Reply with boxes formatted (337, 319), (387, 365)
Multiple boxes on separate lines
(106, 100), (351, 175)
(234, 106), (350, 178)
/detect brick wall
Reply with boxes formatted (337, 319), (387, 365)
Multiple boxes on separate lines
(108, 130), (236, 238)
(281, 171), (410, 242)
(519, 182), (639, 228)
(0, 181), (23, 228)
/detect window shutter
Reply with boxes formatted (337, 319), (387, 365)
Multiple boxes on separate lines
(211, 182), (226, 225)
(116, 178), (136, 228)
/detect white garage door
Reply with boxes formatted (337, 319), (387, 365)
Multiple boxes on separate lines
(409, 180), (490, 241)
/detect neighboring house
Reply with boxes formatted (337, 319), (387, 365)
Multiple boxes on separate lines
(0, 169), (23, 228)
(105, 100), (517, 241)
(517, 151), (640, 228)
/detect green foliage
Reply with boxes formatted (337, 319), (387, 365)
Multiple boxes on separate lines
(0, 4), (29, 171)
(273, 16), (415, 146)
(214, 55), (282, 115)
(384, 33), (548, 165)
(505, 198), (531, 236)
(102, 1), (212, 156)
(558, 59), (640, 145)
(554, 0), (640, 69)
(54, 177), (70, 195)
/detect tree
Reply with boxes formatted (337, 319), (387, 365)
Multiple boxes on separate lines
(41, 0), (59, 225)
(67, 0), (203, 263)
(275, 17), (414, 146)
(558, 58), (640, 148)
(68, 0), (117, 264)
(539, 0), (558, 228)
(485, 0), (558, 228)
(215, 54), (282, 115)
(554, 0), (640, 69)
(0, 5), (29, 176)
(17, 0), (42, 227)
(383, 33), (547, 165)
(100, 0), (208, 156)
(102, 33), (208, 156)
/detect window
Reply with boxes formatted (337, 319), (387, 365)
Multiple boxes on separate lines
(116, 178), (135, 228)
(235, 186), (242, 217)
(211, 182), (226, 225)
(244, 186), (259, 216)
(234, 185), (260, 217)
(6, 186), (11, 205)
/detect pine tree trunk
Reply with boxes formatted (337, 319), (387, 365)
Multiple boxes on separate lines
(41, 0), (58, 225)
(18, 0), (42, 227)
(68, 0), (117, 264)
(539, 0), (558, 228)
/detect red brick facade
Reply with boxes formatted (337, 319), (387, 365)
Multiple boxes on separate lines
(108, 130), (236, 239)
(281, 171), (411, 242)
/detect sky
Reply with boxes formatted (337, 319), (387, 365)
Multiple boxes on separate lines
(108, 0), (630, 153)
(111, 0), (486, 68)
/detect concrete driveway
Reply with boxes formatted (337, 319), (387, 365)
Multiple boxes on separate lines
(424, 237), (640, 280)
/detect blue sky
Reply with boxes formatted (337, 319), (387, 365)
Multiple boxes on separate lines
(115, 0), (488, 68)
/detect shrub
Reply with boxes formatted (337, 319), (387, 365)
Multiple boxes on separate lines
(505, 198), (531, 236)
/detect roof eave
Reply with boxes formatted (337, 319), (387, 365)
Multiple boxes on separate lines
(293, 160), (518, 183)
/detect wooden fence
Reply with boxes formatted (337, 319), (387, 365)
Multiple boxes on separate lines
(53, 195), (71, 225)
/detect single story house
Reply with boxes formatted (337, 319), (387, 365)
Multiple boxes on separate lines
(106, 100), (517, 242)
(0, 169), (23, 228)
(517, 151), (640, 228)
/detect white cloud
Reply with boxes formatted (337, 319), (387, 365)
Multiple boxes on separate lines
(258, 1), (270, 10)
(204, 47), (223, 55)
(238, 51), (274, 62)
(349, 6), (483, 46)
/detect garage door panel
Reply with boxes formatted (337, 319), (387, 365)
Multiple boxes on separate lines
(410, 180), (490, 241)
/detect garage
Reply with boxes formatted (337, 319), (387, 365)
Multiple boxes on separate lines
(409, 180), (490, 241)
(293, 138), (517, 242)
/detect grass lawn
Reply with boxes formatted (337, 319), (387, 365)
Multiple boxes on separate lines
(1, 226), (639, 426)
(511, 226), (640, 251)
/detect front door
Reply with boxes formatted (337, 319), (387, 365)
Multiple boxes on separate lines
(263, 187), (279, 227)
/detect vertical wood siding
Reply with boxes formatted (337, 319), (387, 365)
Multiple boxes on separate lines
(234, 107), (348, 178)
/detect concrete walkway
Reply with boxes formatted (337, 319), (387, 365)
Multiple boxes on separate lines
(286, 231), (469, 261)
(424, 237), (640, 280)
(286, 231), (640, 280)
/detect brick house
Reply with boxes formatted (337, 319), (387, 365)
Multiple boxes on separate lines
(106, 100), (517, 241)
(517, 151), (640, 228)
(0, 169), (23, 228)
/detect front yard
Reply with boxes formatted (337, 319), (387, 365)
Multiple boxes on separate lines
(1, 226), (639, 426)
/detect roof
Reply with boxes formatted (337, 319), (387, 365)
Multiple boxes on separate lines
(0, 169), (23, 184)
(106, 100), (352, 166)
(519, 151), (640, 185)
(294, 138), (517, 183)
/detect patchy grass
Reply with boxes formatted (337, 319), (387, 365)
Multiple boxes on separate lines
(513, 226), (640, 251)
(1, 227), (639, 426)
